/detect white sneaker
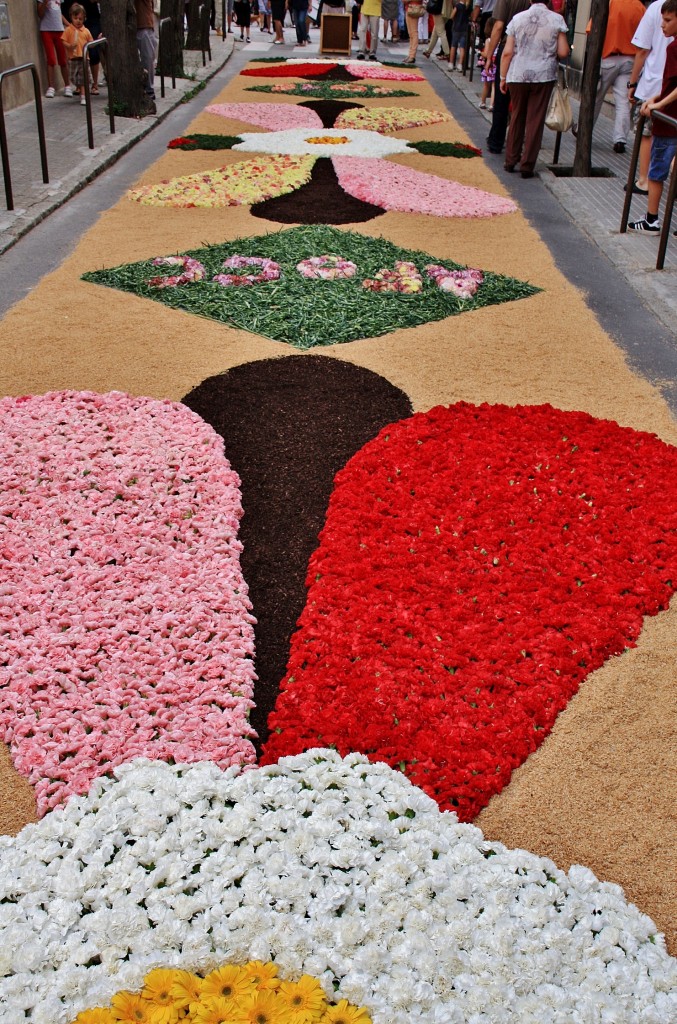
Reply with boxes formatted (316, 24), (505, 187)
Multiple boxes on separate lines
(46, 87), (55, 98)
(64, 85), (73, 97)
(80, 95), (86, 105)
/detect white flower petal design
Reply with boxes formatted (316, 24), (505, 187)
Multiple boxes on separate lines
(0, 751), (675, 1024)
(233, 127), (413, 159)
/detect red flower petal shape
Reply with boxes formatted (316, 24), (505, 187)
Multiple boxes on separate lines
(241, 63), (339, 79)
(262, 403), (677, 820)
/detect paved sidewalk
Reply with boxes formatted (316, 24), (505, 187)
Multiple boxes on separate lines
(0, 32), (235, 255)
(431, 59), (677, 337)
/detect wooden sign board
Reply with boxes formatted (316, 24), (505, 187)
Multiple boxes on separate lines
(320, 12), (352, 56)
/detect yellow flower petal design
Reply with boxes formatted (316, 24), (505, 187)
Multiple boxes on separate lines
(69, 963), (368, 1024)
(334, 106), (450, 134)
(128, 155), (316, 208)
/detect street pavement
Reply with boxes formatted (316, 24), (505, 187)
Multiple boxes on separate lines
(1, 27), (675, 394)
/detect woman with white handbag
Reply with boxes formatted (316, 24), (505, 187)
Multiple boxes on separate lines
(499, 0), (569, 176)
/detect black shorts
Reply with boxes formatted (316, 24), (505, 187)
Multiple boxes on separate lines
(272, 0), (285, 19)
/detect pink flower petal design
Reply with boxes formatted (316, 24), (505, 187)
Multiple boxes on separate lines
(332, 157), (518, 218)
(345, 62), (425, 81)
(205, 102), (323, 131)
(0, 391), (258, 815)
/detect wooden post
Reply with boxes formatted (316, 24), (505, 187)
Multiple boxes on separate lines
(100, 0), (147, 118)
(572, 0), (609, 176)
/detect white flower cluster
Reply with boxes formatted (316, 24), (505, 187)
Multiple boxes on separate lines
(233, 128), (412, 159)
(0, 751), (675, 1024)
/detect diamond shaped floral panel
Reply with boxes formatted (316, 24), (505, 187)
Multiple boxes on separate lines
(83, 226), (539, 350)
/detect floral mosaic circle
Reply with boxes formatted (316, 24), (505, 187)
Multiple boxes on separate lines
(1, 752), (674, 1024)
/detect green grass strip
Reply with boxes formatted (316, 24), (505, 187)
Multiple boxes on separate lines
(167, 134), (240, 151)
(411, 140), (482, 158)
(82, 225), (539, 351)
(245, 83), (418, 99)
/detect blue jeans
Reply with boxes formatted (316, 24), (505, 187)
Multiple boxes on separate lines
(295, 8), (308, 43)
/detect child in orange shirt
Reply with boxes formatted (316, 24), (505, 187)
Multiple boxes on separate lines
(62, 4), (93, 104)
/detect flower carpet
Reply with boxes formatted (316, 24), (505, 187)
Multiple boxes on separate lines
(82, 225), (537, 349)
(0, 49), (676, 1024)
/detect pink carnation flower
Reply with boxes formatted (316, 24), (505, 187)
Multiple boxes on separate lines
(0, 391), (258, 814)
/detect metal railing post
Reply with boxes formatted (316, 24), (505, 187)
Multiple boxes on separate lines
(463, 23), (476, 82)
(82, 38), (114, 150)
(619, 113), (645, 234)
(158, 17), (174, 98)
(199, 4), (212, 66)
(222, 0), (226, 40)
(0, 63), (49, 211)
(652, 110), (677, 270)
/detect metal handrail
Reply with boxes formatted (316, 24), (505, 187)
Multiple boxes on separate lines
(82, 38), (115, 150)
(199, 4), (212, 66)
(653, 110), (677, 269)
(158, 16), (177, 99)
(0, 63), (49, 211)
(462, 22), (477, 82)
(621, 109), (677, 270)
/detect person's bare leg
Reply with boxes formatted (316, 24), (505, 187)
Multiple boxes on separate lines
(60, 63), (71, 88)
(646, 178), (663, 217)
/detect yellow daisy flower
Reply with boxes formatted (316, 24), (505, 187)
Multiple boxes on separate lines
(278, 976), (327, 1020)
(111, 991), (155, 1023)
(231, 989), (292, 1024)
(320, 1001), (372, 1024)
(73, 1010), (117, 1024)
(170, 969), (205, 1010)
(202, 964), (255, 1002)
(193, 995), (244, 1024)
(141, 969), (182, 1022)
(241, 960), (280, 991)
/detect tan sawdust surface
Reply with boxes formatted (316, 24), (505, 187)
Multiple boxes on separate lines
(0, 67), (674, 950)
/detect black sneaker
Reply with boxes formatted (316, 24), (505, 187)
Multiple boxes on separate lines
(368, 52), (378, 60)
(356, 51), (366, 60)
(628, 217), (661, 232)
(613, 141), (626, 154)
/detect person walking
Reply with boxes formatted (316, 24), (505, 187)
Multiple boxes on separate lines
(590, 0), (646, 153)
(291, 0), (310, 42)
(629, 0), (677, 232)
(483, 0), (530, 152)
(403, 0), (424, 62)
(37, 0), (72, 97)
(500, 0), (569, 177)
(357, 0), (383, 58)
(627, 0), (672, 192)
(423, 0), (453, 60)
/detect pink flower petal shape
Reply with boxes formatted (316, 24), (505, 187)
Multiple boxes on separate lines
(0, 391), (257, 815)
(333, 157), (517, 218)
(205, 102), (323, 131)
(345, 62), (425, 81)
